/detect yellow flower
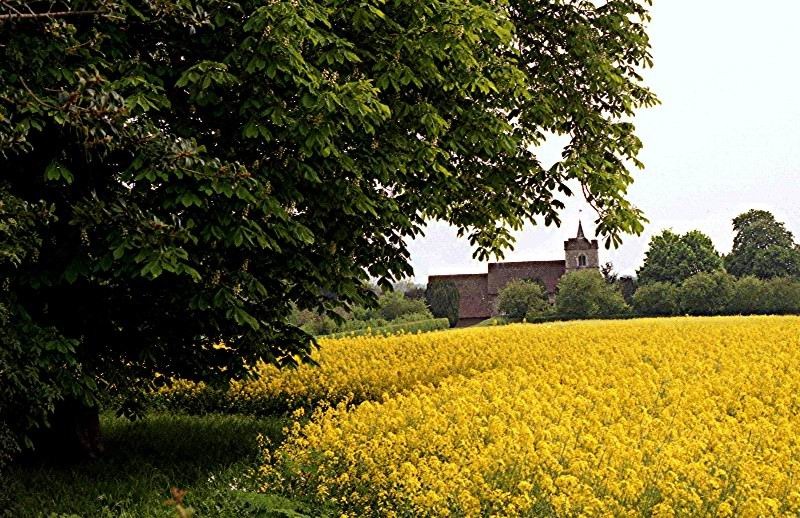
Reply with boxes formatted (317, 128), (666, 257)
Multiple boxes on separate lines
(240, 316), (800, 516)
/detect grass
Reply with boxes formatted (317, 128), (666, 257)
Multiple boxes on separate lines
(324, 317), (450, 338)
(2, 412), (326, 517)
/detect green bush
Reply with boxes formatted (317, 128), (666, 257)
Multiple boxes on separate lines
(764, 277), (800, 314)
(325, 318), (450, 339)
(726, 276), (771, 315)
(678, 271), (735, 316)
(495, 279), (550, 320)
(393, 311), (435, 323)
(632, 282), (680, 316)
(475, 317), (510, 327)
(376, 291), (431, 321)
(555, 270), (629, 318)
(425, 281), (460, 327)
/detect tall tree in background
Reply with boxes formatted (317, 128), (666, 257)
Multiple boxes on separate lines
(0, 0), (656, 458)
(425, 281), (460, 328)
(637, 230), (722, 285)
(725, 210), (800, 280)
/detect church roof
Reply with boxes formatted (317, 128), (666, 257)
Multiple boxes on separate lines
(576, 220), (585, 239)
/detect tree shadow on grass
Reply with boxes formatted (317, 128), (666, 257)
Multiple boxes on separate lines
(2, 412), (306, 517)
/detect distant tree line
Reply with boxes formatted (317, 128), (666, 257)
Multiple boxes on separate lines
(303, 209), (800, 331)
(491, 209), (800, 322)
(290, 283), (432, 336)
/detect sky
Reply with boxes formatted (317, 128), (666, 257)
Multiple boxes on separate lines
(407, 0), (800, 282)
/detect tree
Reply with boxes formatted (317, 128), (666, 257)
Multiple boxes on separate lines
(0, 0), (656, 457)
(637, 230), (723, 285)
(632, 282), (679, 316)
(725, 210), (800, 280)
(555, 270), (629, 319)
(425, 281), (460, 328)
(678, 271), (735, 316)
(600, 262), (618, 284)
(495, 279), (549, 320)
(376, 291), (430, 321)
(725, 276), (770, 315)
(617, 275), (638, 305)
(764, 278), (800, 315)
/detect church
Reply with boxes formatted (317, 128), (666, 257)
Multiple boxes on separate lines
(428, 223), (600, 326)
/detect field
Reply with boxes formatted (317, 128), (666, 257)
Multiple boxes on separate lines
(256, 316), (800, 516)
(7, 316), (800, 517)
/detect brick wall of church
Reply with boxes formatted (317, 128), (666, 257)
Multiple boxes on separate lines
(428, 273), (492, 320)
(487, 260), (567, 296)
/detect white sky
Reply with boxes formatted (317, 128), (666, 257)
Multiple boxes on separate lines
(407, 0), (800, 281)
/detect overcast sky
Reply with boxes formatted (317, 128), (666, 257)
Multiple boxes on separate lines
(407, 0), (800, 282)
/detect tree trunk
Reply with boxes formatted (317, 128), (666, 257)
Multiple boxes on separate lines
(35, 399), (104, 461)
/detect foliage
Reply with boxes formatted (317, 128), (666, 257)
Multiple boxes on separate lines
(600, 262), (618, 284)
(475, 317), (510, 327)
(725, 276), (771, 315)
(0, 0), (656, 449)
(637, 230), (723, 285)
(494, 279), (549, 320)
(725, 210), (800, 280)
(259, 317), (800, 516)
(1, 412), (328, 517)
(555, 270), (629, 318)
(375, 290), (431, 321)
(678, 270), (735, 316)
(289, 291), (432, 336)
(392, 281), (426, 301)
(632, 281), (680, 316)
(288, 307), (339, 336)
(616, 275), (638, 304)
(425, 280), (460, 327)
(764, 277), (800, 315)
(0, 190), (97, 467)
(403, 286), (427, 301)
(325, 317), (449, 339)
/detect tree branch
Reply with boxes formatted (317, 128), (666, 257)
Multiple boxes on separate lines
(0, 9), (102, 22)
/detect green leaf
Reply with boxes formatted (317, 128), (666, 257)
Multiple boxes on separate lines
(44, 161), (74, 184)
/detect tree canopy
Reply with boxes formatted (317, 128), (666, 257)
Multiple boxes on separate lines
(495, 279), (548, 320)
(425, 280), (460, 328)
(725, 210), (800, 280)
(555, 270), (628, 318)
(0, 0), (656, 455)
(636, 230), (722, 285)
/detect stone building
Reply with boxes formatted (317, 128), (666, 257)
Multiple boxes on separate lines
(428, 222), (599, 326)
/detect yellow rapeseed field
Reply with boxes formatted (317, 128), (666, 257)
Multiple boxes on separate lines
(259, 316), (800, 517)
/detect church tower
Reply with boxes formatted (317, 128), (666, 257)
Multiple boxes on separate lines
(564, 221), (599, 273)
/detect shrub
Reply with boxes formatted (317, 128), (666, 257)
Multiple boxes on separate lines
(425, 281), (460, 327)
(555, 270), (629, 318)
(632, 282), (680, 316)
(289, 307), (339, 336)
(495, 280), (549, 320)
(325, 318), (451, 339)
(764, 277), (800, 314)
(393, 311), (435, 323)
(376, 291), (431, 321)
(678, 271), (735, 316)
(726, 276), (771, 315)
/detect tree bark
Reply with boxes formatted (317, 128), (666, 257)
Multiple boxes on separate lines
(35, 399), (104, 461)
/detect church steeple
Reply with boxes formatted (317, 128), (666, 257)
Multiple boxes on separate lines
(564, 220), (599, 272)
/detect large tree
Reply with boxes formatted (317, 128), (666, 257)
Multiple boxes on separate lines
(725, 210), (800, 280)
(637, 230), (723, 285)
(0, 0), (656, 457)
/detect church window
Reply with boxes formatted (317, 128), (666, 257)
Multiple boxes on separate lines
(578, 254), (587, 267)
